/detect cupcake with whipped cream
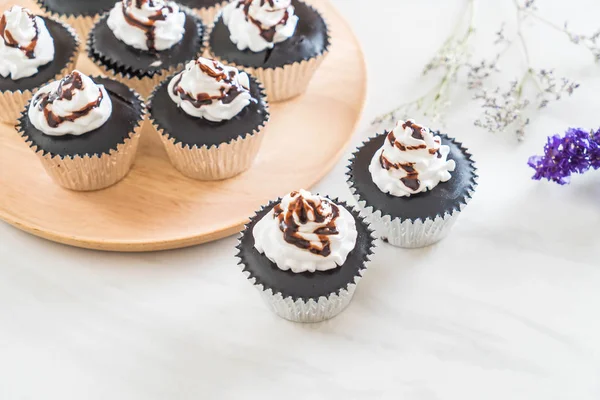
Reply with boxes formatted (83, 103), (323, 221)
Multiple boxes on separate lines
(149, 56), (269, 180)
(347, 120), (478, 248)
(208, 0), (330, 102)
(177, 0), (227, 25)
(35, 0), (115, 43)
(17, 70), (145, 191)
(88, 0), (204, 98)
(237, 190), (375, 323)
(0, 6), (78, 124)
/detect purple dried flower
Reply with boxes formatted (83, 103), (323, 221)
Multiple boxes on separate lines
(590, 129), (600, 169)
(528, 127), (600, 184)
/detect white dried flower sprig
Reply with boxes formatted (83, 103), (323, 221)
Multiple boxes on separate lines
(372, 0), (596, 140)
(372, 0), (476, 128)
(518, 0), (600, 62)
(473, 80), (530, 140)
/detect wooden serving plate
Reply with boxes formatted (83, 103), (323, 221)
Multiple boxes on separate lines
(0, 0), (367, 251)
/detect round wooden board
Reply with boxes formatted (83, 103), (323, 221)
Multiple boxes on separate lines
(0, 0), (366, 252)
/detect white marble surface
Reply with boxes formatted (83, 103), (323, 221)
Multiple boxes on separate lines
(2, 1), (600, 399)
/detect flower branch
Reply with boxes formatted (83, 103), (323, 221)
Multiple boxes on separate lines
(372, 0), (595, 140)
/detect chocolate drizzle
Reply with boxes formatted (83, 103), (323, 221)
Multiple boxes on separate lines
(379, 121), (444, 193)
(273, 191), (340, 257)
(33, 71), (105, 129)
(238, 0), (291, 42)
(0, 8), (40, 59)
(171, 59), (251, 108)
(380, 153), (421, 192)
(404, 120), (425, 140)
(121, 0), (173, 52)
(387, 131), (427, 151)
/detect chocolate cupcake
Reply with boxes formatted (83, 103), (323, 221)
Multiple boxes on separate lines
(35, 0), (115, 44)
(88, 0), (205, 98)
(0, 6), (78, 124)
(347, 120), (478, 248)
(208, 0), (330, 102)
(177, 0), (227, 25)
(237, 190), (376, 323)
(149, 56), (269, 180)
(16, 71), (145, 191)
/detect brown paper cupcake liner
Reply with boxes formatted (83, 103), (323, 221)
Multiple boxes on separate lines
(0, 17), (79, 125)
(16, 84), (146, 191)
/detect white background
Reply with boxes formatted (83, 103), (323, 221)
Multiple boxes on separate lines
(2, 1), (600, 399)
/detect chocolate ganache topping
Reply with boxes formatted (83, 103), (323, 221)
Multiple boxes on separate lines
(28, 70), (113, 136)
(167, 57), (253, 121)
(253, 190), (358, 273)
(369, 119), (456, 197)
(222, 0), (298, 52)
(107, 0), (186, 52)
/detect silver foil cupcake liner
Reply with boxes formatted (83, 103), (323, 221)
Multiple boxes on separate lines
(236, 198), (376, 323)
(149, 76), (269, 180)
(347, 132), (478, 249)
(0, 16), (79, 124)
(86, 9), (205, 99)
(247, 272), (361, 323)
(207, 1), (331, 102)
(194, 1), (227, 27)
(31, 132), (142, 191)
(350, 189), (469, 248)
(155, 128), (266, 180)
(17, 80), (146, 191)
(34, 0), (101, 48)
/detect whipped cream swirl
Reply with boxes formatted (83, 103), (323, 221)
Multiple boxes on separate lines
(168, 57), (253, 122)
(253, 190), (358, 274)
(29, 71), (112, 136)
(0, 6), (55, 80)
(222, 0), (299, 53)
(369, 120), (457, 197)
(107, 0), (185, 52)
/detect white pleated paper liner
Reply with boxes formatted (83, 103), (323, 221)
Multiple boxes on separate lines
(206, 0), (331, 102)
(236, 198), (376, 323)
(16, 77), (146, 191)
(148, 73), (270, 180)
(347, 132), (478, 248)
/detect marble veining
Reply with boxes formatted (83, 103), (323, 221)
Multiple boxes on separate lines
(1, 0), (600, 398)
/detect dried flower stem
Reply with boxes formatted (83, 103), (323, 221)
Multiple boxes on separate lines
(372, 0), (476, 127)
(520, 8), (600, 62)
(473, 0), (581, 140)
(372, 0), (593, 140)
